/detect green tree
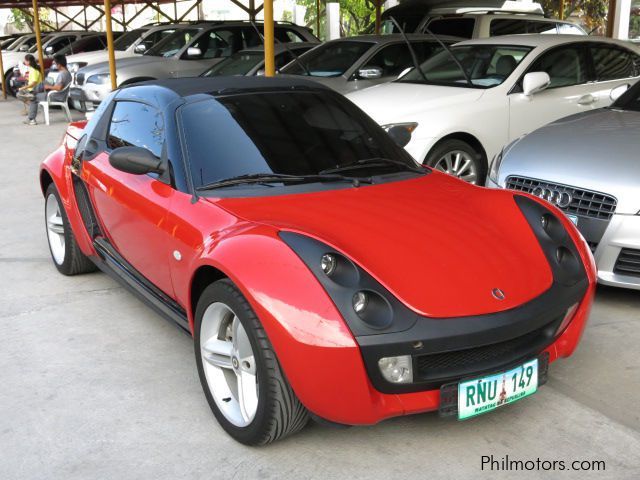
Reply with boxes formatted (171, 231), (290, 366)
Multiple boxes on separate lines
(297, 0), (378, 39)
(540, 0), (608, 33)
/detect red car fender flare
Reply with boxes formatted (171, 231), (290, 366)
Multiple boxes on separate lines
(184, 227), (404, 424)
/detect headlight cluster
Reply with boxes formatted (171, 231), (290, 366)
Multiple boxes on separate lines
(86, 73), (110, 85)
(279, 232), (417, 338)
(381, 122), (419, 135)
(515, 195), (585, 286)
(488, 149), (503, 184)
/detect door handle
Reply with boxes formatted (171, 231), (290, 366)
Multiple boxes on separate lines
(577, 94), (597, 105)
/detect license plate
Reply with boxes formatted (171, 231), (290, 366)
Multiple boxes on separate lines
(458, 359), (538, 420)
(566, 214), (578, 226)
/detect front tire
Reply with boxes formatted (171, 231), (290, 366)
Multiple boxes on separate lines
(45, 183), (97, 275)
(424, 139), (486, 185)
(195, 279), (309, 445)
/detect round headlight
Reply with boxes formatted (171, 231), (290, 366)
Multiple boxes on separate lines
(320, 253), (337, 276)
(353, 291), (368, 314)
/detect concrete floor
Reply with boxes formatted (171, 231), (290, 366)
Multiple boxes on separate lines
(0, 97), (639, 480)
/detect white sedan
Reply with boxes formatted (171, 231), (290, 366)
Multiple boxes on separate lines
(347, 35), (640, 184)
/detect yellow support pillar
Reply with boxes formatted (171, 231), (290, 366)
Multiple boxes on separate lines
(264, 0), (275, 77)
(32, 0), (46, 80)
(558, 0), (565, 20)
(104, 0), (118, 90)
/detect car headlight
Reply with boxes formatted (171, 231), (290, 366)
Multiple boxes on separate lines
(488, 148), (504, 185)
(381, 122), (418, 135)
(280, 231), (418, 336)
(68, 62), (87, 73)
(86, 73), (110, 85)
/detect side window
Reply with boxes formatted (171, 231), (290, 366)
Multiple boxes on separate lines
(275, 51), (295, 70)
(140, 29), (175, 51)
(425, 18), (475, 38)
(490, 19), (529, 36)
(107, 101), (164, 158)
(189, 29), (240, 59)
(525, 20), (558, 34)
(363, 42), (441, 77)
(48, 36), (74, 53)
(557, 23), (585, 35)
(275, 28), (306, 43)
(590, 45), (640, 81)
(528, 45), (588, 88)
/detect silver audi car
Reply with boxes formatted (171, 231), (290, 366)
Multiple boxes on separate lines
(487, 80), (640, 290)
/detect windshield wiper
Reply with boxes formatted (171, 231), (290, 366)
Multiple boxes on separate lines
(195, 172), (372, 191)
(319, 157), (424, 175)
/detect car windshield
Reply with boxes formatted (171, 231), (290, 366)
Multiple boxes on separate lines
(203, 51), (263, 76)
(113, 29), (145, 51)
(399, 44), (532, 88)
(280, 41), (373, 77)
(180, 90), (419, 190)
(145, 28), (198, 57)
(612, 81), (640, 111)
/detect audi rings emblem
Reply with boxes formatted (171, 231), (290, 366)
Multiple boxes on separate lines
(531, 186), (573, 209)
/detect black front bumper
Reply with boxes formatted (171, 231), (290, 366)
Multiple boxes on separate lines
(357, 278), (587, 394)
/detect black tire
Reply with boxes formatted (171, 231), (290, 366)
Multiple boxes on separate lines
(4, 70), (18, 97)
(44, 183), (97, 276)
(424, 138), (487, 185)
(194, 279), (309, 445)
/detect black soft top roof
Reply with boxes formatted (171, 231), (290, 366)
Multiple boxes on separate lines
(128, 76), (330, 99)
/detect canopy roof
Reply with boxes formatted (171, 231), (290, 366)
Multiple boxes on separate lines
(0, 0), (176, 8)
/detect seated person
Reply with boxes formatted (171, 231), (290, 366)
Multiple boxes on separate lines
(24, 53), (72, 126)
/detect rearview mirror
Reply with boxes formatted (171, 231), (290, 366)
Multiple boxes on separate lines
(387, 125), (412, 148)
(522, 72), (551, 96)
(109, 146), (164, 175)
(610, 83), (630, 101)
(134, 44), (146, 54)
(358, 66), (383, 80)
(186, 47), (202, 59)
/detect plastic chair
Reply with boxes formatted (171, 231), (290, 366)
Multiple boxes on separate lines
(38, 83), (72, 125)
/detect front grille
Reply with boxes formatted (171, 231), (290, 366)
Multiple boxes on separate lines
(614, 248), (640, 277)
(416, 315), (562, 383)
(75, 73), (85, 86)
(506, 176), (617, 220)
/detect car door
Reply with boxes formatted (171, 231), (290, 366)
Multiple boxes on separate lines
(79, 100), (177, 297)
(508, 43), (595, 141)
(585, 43), (640, 108)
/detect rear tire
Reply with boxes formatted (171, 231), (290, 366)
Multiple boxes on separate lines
(4, 70), (18, 97)
(424, 139), (486, 185)
(44, 183), (97, 276)
(195, 279), (309, 445)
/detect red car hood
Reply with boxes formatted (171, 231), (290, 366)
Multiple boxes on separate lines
(212, 173), (553, 318)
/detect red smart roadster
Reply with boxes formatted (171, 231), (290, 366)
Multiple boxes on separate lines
(40, 77), (596, 445)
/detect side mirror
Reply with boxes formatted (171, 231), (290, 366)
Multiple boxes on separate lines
(109, 146), (164, 175)
(610, 83), (630, 101)
(256, 68), (266, 76)
(387, 125), (412, 148)
(45, 46), (54, 55)
(358, 66), (383, 80)
(522, 72), (551, 96)
(134, 44), (146, 54)
(186, 47), (202, 59)
(19, 45), (29, 52)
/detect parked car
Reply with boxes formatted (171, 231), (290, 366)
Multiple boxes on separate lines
(201, 42), (318, 77)
(347, 35), (640, 184)
(2, 34), (45, 89)
(487, 80), (640, 290)
(380, 0), (585, 37)
(3, 31), (94, 96)
(0, 34), (24, 50)
(279, 34), (460, 94)
(40, 76), (595, 445)
(71, 21), (318, 110)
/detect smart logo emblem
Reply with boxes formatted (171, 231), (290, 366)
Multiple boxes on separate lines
(531, 187), (573, 209)
(492, 288), (506, 300)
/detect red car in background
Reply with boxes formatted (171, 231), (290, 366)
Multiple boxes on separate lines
(40, 77), (596, 445)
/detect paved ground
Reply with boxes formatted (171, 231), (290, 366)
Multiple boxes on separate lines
(0, 97), (639, 480)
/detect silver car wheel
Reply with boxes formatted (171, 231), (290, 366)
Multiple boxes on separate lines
(46, 193), (66, 265)
(433, 150), (478, 184)
(200, 302), (258, 428)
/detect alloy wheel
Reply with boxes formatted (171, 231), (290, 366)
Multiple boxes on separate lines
(46, 193), (66, 265)
(433, 150), (479, 184)
(200, 302), (259, 427)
